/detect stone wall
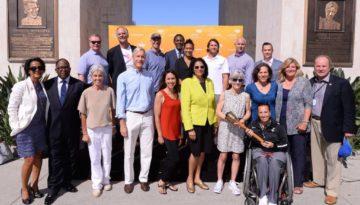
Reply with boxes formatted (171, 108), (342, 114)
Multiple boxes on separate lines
(0, 0), (132, 78)
(255, 0), (360, 79)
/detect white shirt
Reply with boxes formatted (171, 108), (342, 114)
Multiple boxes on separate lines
(263, 58), (274, 67)
(121, 45), (133, 67)
(203, 54), (229, 95)
(175, 48), (183, 58)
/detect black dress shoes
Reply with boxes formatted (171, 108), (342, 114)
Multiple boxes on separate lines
(44, 194), (57, 205)
(63, 184), (78, 193)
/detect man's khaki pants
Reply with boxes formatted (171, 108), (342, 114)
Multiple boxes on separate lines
(310, 118), (341, 197)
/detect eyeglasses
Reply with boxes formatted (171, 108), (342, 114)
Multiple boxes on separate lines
(90, 41), (101, 45)
(56, 66), (70, 70)
(194, 65), (205, 69)
(29, 66), (45, 72)
(232, 78), (244, 83)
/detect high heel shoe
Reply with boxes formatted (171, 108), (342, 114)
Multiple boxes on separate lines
(186, 181), (195, 193)
(20, 189), (32, 204)
(29, 186), (44, 198)
(194, 180), (209, 190)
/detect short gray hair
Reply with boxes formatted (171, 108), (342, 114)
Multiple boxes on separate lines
(89, 64), (105, 77)
(133, 47), (146, 57)
(229, 70), (244, 84)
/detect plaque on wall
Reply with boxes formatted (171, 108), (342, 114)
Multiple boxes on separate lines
(305, 0), (355, 67)
(8, 0), (58, 62)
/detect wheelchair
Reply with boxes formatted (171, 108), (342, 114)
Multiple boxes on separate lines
(242, 147), (294, 205)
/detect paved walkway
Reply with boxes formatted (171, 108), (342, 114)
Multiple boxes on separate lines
(1, 155), (360, 205)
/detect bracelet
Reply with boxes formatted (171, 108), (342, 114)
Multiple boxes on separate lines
(301, 121), (309, 124)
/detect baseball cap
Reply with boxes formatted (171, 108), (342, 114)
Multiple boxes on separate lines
(151, 33), (161, 40)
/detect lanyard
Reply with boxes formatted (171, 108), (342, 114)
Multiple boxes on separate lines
(313, 81), (327, 98)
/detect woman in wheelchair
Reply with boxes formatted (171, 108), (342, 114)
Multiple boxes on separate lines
(245, 103), (288, 205)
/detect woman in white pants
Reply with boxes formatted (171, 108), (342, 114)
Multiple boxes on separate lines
(78, 64), (116, 197)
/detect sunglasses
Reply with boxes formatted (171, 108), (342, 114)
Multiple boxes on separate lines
(90, 41), (101, 44)
(29, 66), (45, 72)
(194, 65), (205, 69)
(232, 78), (244, 83)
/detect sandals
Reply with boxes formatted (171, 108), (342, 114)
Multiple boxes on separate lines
(194, 180), (209, 190)
(186, 181), (195, 193)
(158, 183), (167, 194)
(294, 187), (303, 194)
(166, 183), (178, 191)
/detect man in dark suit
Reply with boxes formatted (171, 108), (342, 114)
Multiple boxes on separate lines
(255, 42), (282, 81)
(44, 58), (86, 205)
(165, 34), (184, 70)
(107, 26), (136, 93)
(304, 55), (356, 205)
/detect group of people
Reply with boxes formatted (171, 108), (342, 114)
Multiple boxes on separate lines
(7, 26), (356, 205)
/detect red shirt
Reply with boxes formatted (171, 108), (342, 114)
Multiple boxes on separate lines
(160, 90), (181, 140)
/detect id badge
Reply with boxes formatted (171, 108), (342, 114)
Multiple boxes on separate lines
(313, 99), (316, 106)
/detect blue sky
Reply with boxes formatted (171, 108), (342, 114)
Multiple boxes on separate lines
(133, 0), (219, 25)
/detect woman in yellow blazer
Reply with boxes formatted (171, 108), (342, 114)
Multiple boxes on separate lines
(181, 58), (217, 193)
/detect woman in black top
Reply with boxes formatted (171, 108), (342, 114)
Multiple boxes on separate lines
(245, 103), (288, 205)
(175, 39), (195, 81)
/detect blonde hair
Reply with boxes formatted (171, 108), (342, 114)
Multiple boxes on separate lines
(115, 26), (129, 36)
(278, 58), (303, 82)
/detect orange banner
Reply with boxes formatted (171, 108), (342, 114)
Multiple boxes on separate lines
(108, 25), (243, 57)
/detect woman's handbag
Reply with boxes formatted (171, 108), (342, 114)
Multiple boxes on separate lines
(0, 141), (14, 164)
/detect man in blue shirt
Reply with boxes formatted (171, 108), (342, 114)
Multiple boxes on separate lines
(143, 33), (166, 92)
(116, 47), (155, 194)
(227, 37), (255, 86)
(77, 34), (109, 85)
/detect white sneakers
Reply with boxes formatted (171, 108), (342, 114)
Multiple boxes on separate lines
(268, 203), (277, 205)
(259, 195), (268, 205)
(93, 184), (111, 197)
(213, 180), (240, 195)
(213, 180), (224, 193)
(92, 189), (102, 197)
(104, 184), (112, 191)
(228, 180), (241, 195)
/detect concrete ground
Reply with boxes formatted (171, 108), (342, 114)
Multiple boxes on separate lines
(1, 155), (359, 205)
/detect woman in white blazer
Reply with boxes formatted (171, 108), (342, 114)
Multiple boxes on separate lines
(8, 57), (49, 204)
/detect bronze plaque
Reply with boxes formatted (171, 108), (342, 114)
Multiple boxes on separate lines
(305, 0), (355, 67)
(8, 0), (58, 62)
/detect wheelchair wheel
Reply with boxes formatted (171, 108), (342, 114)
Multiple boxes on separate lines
(279, 199), (292, 205)
(242, 149), (252, 195)
(244, 198), (256, 205)
(286, 152), (294, 201)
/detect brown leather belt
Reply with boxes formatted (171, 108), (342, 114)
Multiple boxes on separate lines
(312, 115), (321, 120)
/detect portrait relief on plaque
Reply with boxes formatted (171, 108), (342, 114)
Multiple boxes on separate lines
(306, 0), (355, 67)
(9, 0), (57, 62)
(316, 1), (344, 32)
(18, 0), (46, 28)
